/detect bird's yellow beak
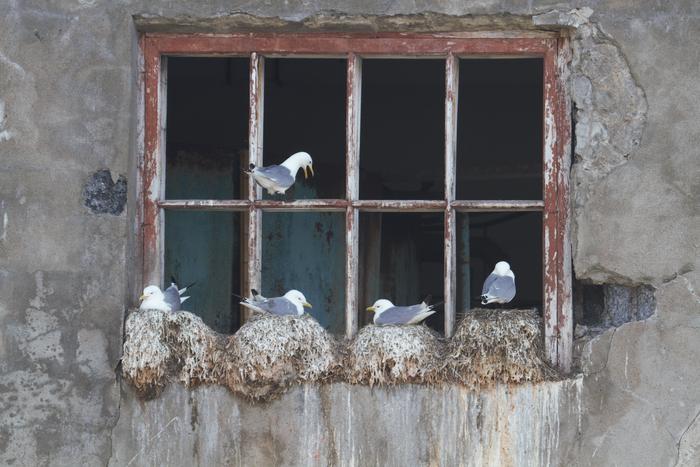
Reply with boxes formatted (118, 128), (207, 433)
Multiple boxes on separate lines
(303, 166), (308, 179)
(308, 164), (314, 177)
(366, 306), (376, 313)
(139, 294), (146, 301)
(303, 301), (313, 308)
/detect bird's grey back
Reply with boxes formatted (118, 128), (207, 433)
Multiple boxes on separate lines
(260, 296), (299, 316)
(375, 304), (427, 325)
(256, 165), (295, 189)
(482, 274), (516, 301)
(163, 285), (182, 311)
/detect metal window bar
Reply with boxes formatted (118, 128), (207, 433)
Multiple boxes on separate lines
(141, 34), (571, 371)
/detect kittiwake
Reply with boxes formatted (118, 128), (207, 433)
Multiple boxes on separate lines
(239, 289), (312, 316)
(366, 297), (437, 325)
(480, 261), (516, 305)
(139, 279), (192, 312)
(244, 151), (314, 195)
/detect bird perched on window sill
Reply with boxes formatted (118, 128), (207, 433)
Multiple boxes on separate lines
(244, 151), (314, 196)
(366, 297), (437, 325)
(481, 261), (516, 305)
(139, 278), (193, 312)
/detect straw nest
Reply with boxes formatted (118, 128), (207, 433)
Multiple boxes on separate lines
(224, 313), (341, 402)
(445, 308), (557, 390)
(344, 324), (446, 386)
(121, 309), (227, 399)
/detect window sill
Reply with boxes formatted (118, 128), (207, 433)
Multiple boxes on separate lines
(122, 308), (559, 403)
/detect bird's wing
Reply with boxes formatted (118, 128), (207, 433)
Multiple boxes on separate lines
(257, 297), (299, 316)
(375, 305), (430, 325)
(254, 165), (295, 189)
(486, 276), (516, 301)
(482, 273), (498, 295)
(163, 285), (182, 311)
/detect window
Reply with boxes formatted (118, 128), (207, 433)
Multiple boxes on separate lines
(139, 34), (572, 371)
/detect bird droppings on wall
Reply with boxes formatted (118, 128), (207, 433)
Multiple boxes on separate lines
(121, 308), (559, 402)
(345, 325), (445, 386)
(82, 169), (127, 215)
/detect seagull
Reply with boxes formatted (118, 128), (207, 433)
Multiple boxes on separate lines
(239, 289), (312, 316)
(481, 261), (516, 305)
(139, 279), (192, 312)
(366, 297), (437, 325)
(244, 151), (314, 195)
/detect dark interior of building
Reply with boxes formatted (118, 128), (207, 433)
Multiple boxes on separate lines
(164, 56), (544, 334)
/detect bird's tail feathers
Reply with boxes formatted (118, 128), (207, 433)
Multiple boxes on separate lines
(421, 294), (433, 306)
(180, 296), (190, 304)
(239, 300), (266, 314)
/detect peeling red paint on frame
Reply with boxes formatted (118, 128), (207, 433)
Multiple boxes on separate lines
(140, 33), (571, 368)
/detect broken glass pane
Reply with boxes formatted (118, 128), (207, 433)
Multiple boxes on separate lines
(457, 211), (542, 317)
(263, 58), (346, 200)
(166, 57), (249, 199)
(261, 212), (346, 334)
(164, 210), (241, 333)
(360, 59), (445, 200)
(359, 212), (444, 333)
(456, 59), (543, 200)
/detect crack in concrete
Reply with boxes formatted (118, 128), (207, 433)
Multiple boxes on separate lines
(674, 408), (700, 467)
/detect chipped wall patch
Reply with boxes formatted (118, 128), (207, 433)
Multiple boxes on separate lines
(82, 169), (127, 215)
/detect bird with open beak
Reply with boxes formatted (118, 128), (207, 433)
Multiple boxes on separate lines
(244, 151), (314, 196)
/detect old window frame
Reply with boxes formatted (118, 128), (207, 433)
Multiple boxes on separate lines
(138, 33), (572, 371)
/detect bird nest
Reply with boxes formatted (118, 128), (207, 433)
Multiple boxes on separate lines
(224, 313), (341, 402)
(445, 308), (558, 390)
(344, 324), (446, 386)
(121, 309), (227, 399)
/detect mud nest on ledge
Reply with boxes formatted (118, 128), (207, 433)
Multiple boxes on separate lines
(224, 313), (341, 402)
(121, 307), (559, 402)
(344, 324), (445, 386)
(445, 308), (558, 390)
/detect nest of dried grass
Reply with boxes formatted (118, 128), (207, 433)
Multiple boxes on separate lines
(343, 324), (446, 386)
(121, 309), (228, 399)
(445, 308), (558, 390)
(224, 313), (341, 402)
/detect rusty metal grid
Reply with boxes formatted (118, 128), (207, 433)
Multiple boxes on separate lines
(139, 33), (572, 371)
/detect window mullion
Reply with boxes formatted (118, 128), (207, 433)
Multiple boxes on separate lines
(345, 53), (362, 338)
(245, 52), (264, 322)
(444, 52), (459, 337)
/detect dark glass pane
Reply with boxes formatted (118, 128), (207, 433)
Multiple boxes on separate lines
(166, 57), (249, 199)
(360, 59), (445, 200)
(261, 212), (346, 334)
(457, 212), (542, 316)
(456, 59), (543, 200)
(164, 211), (241, 333)
(359, 212), (444, 333)
(263, 59), (346, 200)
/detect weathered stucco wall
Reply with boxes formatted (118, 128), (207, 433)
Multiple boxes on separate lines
(0, 0), (698, 466)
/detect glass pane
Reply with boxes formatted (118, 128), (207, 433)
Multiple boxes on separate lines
(166, 57), (249, 199)
(456, 59), (543, 200)
(457, 212), (542, 315)
(263, 58), (346, 199)
(164, 211), (242, 333)
(360, 59), (445, 200)
(261, 212), (346, 334)
(359, 212), (444, 333)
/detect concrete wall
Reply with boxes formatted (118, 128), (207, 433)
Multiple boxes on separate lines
(0, 1), (698, 466)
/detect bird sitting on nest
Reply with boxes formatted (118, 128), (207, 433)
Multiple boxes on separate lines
(366, 297), (438, 325)
(239, 289), (312, 316)
(139, 278), (193, 312)
(481, 261), (516, 305)
(244, 151), (314, 196)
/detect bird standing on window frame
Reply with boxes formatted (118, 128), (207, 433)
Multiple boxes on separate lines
(244, 151), (314, 196)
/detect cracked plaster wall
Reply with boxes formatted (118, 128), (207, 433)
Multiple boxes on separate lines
(0, 0), (698, 466)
